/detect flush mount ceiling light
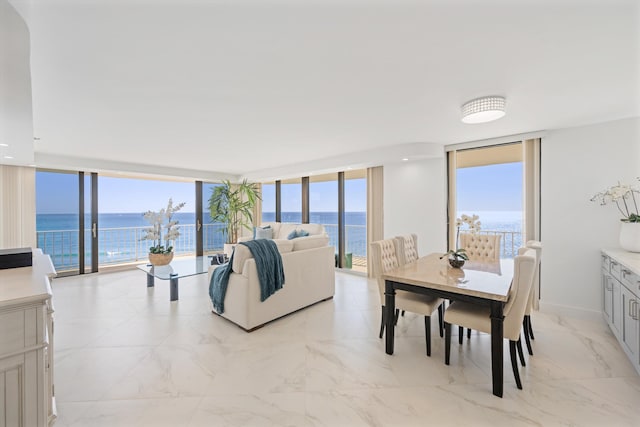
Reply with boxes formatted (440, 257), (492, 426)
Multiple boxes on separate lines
(461, 96), (506, 124)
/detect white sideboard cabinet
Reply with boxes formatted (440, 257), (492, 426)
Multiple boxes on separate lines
(601, 249), (640, 376)
(0, 251), (57, 426)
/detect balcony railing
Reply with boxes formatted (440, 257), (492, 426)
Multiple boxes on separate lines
(37, 223), (519, 272)
(37, 223), (227, 272)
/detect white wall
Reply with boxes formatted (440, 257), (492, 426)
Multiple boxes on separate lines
(0, 0), (34, 164)
(541, 117), (640, 315)
(384, 157), (448, 256)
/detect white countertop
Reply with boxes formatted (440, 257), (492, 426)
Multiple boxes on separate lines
(602, 248), (640, 276)
(0, 252), (56, 308)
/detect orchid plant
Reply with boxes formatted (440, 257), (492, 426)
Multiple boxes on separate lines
(591, 179), (640, 223)
(441, 214), (482, 261)
(141, 198), (186, 254)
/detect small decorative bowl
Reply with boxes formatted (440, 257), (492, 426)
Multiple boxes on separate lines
(448, 258), (465, 269)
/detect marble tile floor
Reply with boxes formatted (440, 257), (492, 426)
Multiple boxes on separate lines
(51, 269), (640, 426)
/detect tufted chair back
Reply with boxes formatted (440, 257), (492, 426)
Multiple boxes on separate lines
(459, 233), (502, 262)
(369, 239), (400, 302)
(525, 240), (542, 312)
(394, 234), (418, 266)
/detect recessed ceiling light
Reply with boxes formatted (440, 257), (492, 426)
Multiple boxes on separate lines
(402, 158), (409, 162)
(4, 155), (14, 159)
(461, 96), (506, 124)
(0, 143), (8, 147)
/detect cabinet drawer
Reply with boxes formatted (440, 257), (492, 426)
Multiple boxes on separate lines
(620, 268), (640, 297)
(610, 259), (622, 281)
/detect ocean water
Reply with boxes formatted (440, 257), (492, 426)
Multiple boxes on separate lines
(36, 210), (521, 270)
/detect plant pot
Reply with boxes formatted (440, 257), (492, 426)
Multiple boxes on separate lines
(619, 222), (640, 253)
(149, 252), (174, 266)
(449, 258), (465, 268)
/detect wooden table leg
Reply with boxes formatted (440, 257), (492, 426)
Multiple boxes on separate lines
(490, 301), (504, 397)
(385, 280), (396, 355)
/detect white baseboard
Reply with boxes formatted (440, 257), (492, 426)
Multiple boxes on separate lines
(538, 301), (603, 322)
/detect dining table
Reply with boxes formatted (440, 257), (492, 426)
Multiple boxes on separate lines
(382, 253), (513, 398)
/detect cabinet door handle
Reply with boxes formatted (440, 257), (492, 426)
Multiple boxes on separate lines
(92, 223), (97, 238)
(633, 301), (639, 321)
(197, 219), (202, 232)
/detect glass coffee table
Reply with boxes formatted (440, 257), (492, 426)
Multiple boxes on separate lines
(137, 256), (214, 301)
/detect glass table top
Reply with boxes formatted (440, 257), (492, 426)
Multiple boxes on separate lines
(137, 256), (214, 280)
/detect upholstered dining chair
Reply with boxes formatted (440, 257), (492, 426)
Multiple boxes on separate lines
(444, 248), (537, 390)
(394, 234), (419, 266)
(393, 234), (444, 337)
(370, 239), (444, 356)
(456, 233), (503, 342)
(522, 240), (542, 355)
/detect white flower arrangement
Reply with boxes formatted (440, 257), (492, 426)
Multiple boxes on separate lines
(591, 178), (640, 223)
(442, 214), (482, 262)
(141, 198), (186, 254)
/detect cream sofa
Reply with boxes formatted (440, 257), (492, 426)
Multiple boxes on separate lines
(208, 222), (335, 331)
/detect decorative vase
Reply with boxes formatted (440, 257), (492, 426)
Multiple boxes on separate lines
(619, 222), (640, 253)
(449, 258), (465, 268)
(149, 252), (174, 266)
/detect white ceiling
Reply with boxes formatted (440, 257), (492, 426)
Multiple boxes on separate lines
(4, 0), (640, 180)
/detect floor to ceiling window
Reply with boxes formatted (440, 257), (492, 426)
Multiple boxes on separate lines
(261, 182), (276, 223)
(202, 182), (226, 254)
(97, 176), (195, 265)
(36, 170), (81, 274)
(259, 169), (369, 273)
(344, 170), (367, 272)
(310, 173), (339, 251)
(281, 178), (302, 223)
(449, 143), (524, 259)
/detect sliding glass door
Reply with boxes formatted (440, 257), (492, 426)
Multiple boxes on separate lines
(36, 170), (98, 275)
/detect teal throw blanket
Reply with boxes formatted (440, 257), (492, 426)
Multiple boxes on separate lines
(209, 239), (285, 314)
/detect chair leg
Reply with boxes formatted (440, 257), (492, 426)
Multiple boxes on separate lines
(527, 314), (535, 340)
(458, 326), (464, 344)
(444, 322), (451, 365)
(523, 317), (533, 355)
(467, 328), (471, 339)
(438, 303), (444, 338)
(378, 306), (385, 339)
(424, 316), (431, 356)
(509, 340), (523, 390)
(401, 310), (405, 317)
(395, 308), (400, 325)
(516, 336), (526, 367)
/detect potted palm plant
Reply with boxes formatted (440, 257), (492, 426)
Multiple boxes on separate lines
(208, 179), (261, 256)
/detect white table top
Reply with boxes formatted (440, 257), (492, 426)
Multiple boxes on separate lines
(382, 253), (513, 302)
(0, 252), (56, 308)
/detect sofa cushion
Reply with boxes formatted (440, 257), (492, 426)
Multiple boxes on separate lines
(254, 225), (273, 240)
(260, 222), (281, 238)
(292, 234), (329, 251)
(232, 239), (294, 274)
(298, 223), (324, 236)
(287, 229), (309, 240)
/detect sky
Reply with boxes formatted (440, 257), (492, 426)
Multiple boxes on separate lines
(36, 163), (520, 214)
(456, 162), (522, 212)
(36, 172), (367, 214)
